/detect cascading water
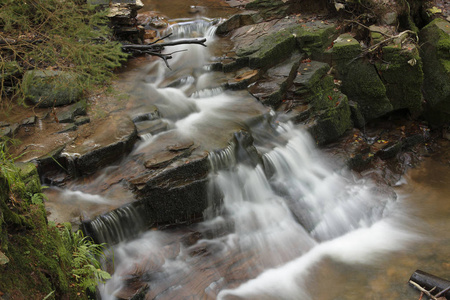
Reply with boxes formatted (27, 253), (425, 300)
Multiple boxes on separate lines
(96, 15), (420, 300)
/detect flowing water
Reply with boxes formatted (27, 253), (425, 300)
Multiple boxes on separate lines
(46, 1), (450, 299)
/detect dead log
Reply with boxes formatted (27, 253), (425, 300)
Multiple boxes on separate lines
(409, 270), (450, 299)
(121, 33), (207, 69)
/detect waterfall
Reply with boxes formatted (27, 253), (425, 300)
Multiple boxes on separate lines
(88, 15), (420, 300)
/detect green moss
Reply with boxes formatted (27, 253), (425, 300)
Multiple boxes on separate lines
(332, 34), (361, 60)
(419, 19), (450, 126)
(375, 44), (423, 114)
(247, 29), (296, 69)
(308, 94), (352, 145)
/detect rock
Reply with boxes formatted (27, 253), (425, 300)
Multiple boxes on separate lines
(22, 70), (83, 108)
(381, 11), (398, 26)
(57, 124), (78, 134)
(63, 115), (137, 176)
(74, 116), (90, 126)
(248, 52), (302, 106)
(245, 0), (289, 20)
(226, 68), (261, 90)
(348, 100), (365, 128)
(419, 19), (450, 126)
(216, 11), (259, 35)
(136, 119), (168, 137)
(307, 92), (352, 145)
(334, 40), (393, 121)
(290, 21), (338, 61)
(375, 44), (423, 115)
(56, 99), (87, 123)
(292, 60), (330, 96)
(21, 116), (36, 126)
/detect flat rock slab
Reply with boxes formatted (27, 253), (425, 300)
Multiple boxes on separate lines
(63, 115), (137, 175)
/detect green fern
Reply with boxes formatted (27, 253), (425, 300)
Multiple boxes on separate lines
(63, 229), (111, 293)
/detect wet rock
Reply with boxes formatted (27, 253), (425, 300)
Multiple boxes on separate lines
(375, 44), (423, 115)
(248, 52), (302, 106)
(226, 68), (261, 90)
(63, 115), (137, 176)
(136, 119), (168, 137)
(56, 99), (87, 123)
(377, 141), (402, 160)
(216, 11), (259, 35)
(74, 116), (90, 126)
(57, 124), (78, 134)
(22, 70), (83, 108)
(131, 105), (160, 123)
(137, 11), (168, 29)
(419, 19), (450, 126)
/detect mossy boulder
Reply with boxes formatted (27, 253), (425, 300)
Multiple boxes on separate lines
(419, 18), (450, 126)
(332, 34), (393, 121)
(375, 44), (423, 115)
(22, 70), (83, 108)
(308, 93), (352, 145)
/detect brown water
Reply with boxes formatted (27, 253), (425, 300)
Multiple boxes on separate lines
(141, 0), (239, 19)
(307, 148), (450, 300)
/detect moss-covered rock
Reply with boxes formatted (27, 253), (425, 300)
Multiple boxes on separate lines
(376, 44), (423, 115)
(308, 93), (352, 145)
(289, 21), (338, 60)
(419, 18), (450, 126)
(332, 34), (393, 121)
(246, 29), (297, 69)
(22, 70), (83, 108)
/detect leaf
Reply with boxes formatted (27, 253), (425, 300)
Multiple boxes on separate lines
(427, 6), (442, 14)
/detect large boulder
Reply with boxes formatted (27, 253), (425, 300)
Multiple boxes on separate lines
(419, 18), (450, 126)
(375, 44), (423, 115)
(22, 70), (83, 108)
(332, 34), (393, 122)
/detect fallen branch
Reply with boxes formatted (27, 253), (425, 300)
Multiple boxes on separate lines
(409, 280), (438, 300)
(121, 36), (207, 68)
(347, 30), (418, 65)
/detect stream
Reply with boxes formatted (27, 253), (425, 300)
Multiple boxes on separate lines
(44, 1), (450, 299)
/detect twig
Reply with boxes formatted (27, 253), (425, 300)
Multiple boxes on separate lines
(347, 30), (418, 65)
(409, 280), (438, 300)
(435, 285), (450, 298)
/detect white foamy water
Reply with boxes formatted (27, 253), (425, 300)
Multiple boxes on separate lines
(93, 18), (421, 300)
